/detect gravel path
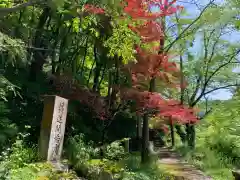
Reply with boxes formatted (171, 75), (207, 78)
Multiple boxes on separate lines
(157, 147), (213, 180)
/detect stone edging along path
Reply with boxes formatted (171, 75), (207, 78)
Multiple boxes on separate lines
(156, 147), (212, 180)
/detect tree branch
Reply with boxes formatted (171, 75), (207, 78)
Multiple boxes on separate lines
(203, 84), (239, 97)
(180, 55), (185, 104)
(0, 0), (42, 16)
(191, 50), (240, 106)
(199, 108), (212, 120)
(189, 72), (202, 104)
(199, 94), (212, 120)
(205, 52), (240, 87)
(165, 0), (215, 52)
(189, 30), (213, 104)
(204, 28), (223, 82)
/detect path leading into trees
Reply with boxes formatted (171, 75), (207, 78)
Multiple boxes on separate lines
(157, 147), (212, 180)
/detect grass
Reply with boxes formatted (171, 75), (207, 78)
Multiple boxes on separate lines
(175, 145), (234, 180)
(118, 152), (175, 179)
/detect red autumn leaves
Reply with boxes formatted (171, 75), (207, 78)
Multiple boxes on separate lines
(52, 74), (108, 120)
(120, 89), (198, 123)
(126, 47), (179, 82)
(128, 21), (163, 43)
(83, 4), (105, 14)
(123, 0), (183, 19)
(121, 0), (198, 123)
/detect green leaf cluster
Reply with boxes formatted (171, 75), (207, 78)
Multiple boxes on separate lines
(104, 18), (140, 64)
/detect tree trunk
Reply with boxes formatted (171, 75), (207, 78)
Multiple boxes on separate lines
(29, 7), (51, 81)
(186, 124), (195, 148)
(186, 103), (196, 149)
(141, 113), (149, 164)
(92, 62), (102, 92)
(188, 124), (195, 149)
(175, 125), (186, 144)
(92, 41), (103, 92)
(170, 120), (175, 148)
(140, 78), (155, 164)
(186, 124), (190, 145)
(109, 56), (119, 109)
(51, 29), (61, 74)
(141, 5), (164, 164)
(136, 116), (142, 150)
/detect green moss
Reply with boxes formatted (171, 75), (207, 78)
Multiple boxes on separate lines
(87, 159), (124, 174)
(157, 163), (185, 176)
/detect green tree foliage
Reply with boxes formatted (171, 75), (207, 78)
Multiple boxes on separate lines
(178, 94), (240, 179)
(161, 1), (240, 148)
(197, 96), (240, 162)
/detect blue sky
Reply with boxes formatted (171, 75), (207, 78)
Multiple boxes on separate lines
(177, 0), (240, 100)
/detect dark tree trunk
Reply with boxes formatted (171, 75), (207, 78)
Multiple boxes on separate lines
(175, 125), (186, 144)
(136, 116), (142, 150)
(170, 121), (175, 148)
(141, 113), (149, 164)
(186, 124), (190, 145)
(92, 41), (103, 92)
(29, 7), (51, 81)
(141, 76), (155, 164)
(188, 124), (195, 149)
(186, 124), (195, 148)
(186, 104), (196, 149)
(51, 15), (62, 74)
(109, 56), (119, 109)
(92, 62), (102, 92)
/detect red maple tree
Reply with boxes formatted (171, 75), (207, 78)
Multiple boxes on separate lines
(120, 0), (198, 124)
(51, 74), (108, 120)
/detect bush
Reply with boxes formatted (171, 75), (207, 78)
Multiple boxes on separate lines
(175, 98), (240, 180)
(0, 131), (40, 179)
(6, 162), (79, 180)
(105, 141), (125, 161)
(175, 122), (236, 179)
(0, 133), (79, 180)
(0, 102), (18, 151)
(65, 134), (174, 180)
(85, 159), (125, 179)
(4, 140), (39, 169)
(121, 171), (152, 180)
(119, 154), (175, 180)
(176, 145), (233, 180)
(66, 134), (100, 169)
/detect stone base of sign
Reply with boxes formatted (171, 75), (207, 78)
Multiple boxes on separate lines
(51, 161), (69, 173)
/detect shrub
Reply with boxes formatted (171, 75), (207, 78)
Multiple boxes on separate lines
(105, 141), (125, 161)
(66, 134), (100, 170)
(119, 154), (175, 180)
(6, 162), (78, 180)
(0, 132), (40, 179)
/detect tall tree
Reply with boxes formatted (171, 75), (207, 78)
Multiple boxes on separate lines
(120, 0), (198, 163)
(169, 2), (240, 147)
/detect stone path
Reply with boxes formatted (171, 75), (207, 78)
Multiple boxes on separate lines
(157, 147), (213, 180)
